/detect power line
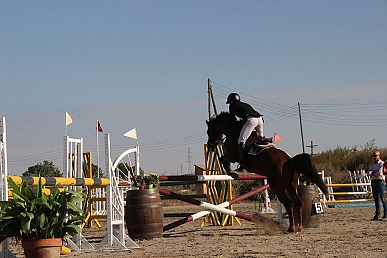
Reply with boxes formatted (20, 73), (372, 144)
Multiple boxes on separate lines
(8, 134), (207, 168)
(211, 80), (387, 127)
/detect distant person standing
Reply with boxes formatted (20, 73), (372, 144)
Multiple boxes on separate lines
(367, 150), (387, 220)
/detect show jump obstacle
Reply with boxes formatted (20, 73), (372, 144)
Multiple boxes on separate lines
(156, 141), (272, 232)
(1, 115), (275, 257)
(0, 117), (141, 257)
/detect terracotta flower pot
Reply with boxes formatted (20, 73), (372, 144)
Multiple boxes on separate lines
(22, 238), (63, 258)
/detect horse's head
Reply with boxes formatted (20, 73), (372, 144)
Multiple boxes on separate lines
(205, 112), (236, 152)
(206, 120), (222, 152)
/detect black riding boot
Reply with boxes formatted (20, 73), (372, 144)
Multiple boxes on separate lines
(236, 143), (248, 172)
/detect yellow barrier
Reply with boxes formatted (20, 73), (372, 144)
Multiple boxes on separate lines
(8, 176), (110, 187)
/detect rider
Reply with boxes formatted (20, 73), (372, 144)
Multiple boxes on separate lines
(226, 92), (270, 171)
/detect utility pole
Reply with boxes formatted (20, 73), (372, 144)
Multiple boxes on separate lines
(306, 141), (318, 155)
(187, 148), (192, 174)
(298, 102), (305, 153)
(207, 78), (218, 119)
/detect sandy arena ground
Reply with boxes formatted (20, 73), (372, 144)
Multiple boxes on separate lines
(7, 202), (387, 258)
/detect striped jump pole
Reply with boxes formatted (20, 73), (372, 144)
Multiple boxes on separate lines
(8, 187), (66, 197)
(322, 182), (372, 206)
(326, 199), (373, 203)
(326, 183), (370, 187)
(327, 191), (371, 195)
(159, 174), (266, 182)
(7, 176), (110, 187)
(159, 188), (254, 224)
(162, 184), (270, 232)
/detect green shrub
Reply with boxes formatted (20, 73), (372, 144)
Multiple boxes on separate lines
(313, 140), (387, 183)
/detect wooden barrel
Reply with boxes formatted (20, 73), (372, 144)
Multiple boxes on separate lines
(299, 184), (321, 228)
(125, 188), (164, 239)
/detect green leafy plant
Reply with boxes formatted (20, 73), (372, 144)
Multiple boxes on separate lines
(131, 172), (145, 187)
(0, 177), (85, 242)
(145, 172), (160, 185)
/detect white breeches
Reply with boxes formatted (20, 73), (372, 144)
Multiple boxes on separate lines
(238, 116), (263, 144)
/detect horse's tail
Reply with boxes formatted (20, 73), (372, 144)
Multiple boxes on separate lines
(290, 153), (328, 195)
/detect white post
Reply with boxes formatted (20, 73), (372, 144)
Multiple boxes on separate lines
(63, 136), (94, 252)
(63, 135), (69, 178)
(136, 144), (140, 176)
(63, 136), (83, 179)
(0, 117), (8, 205)
(0, 117), (17, 258)
(105, 133), (114, 248)
(95, 133), (139, 250)
(261, 179), (275, 213)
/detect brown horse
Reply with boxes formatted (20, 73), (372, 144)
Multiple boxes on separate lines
(206, 112), (328, 233)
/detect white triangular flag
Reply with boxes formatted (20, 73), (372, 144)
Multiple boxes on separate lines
(65, 112), (73, 126)
(124, 128), (137, 139)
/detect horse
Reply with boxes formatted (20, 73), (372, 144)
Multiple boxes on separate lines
(206, 112), (328, 233)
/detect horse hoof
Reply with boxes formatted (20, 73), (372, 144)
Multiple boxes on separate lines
(228, 173), (239, 179)
(287, 228), (296, 233)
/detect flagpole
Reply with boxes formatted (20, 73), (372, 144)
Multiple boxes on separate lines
(96, 119), (100, 178)
(65, 112), (68, 136)
(124, 128), (140, 176)
(136, 137), (140, 176)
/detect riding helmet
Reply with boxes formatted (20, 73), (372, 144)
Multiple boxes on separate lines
(226, 93), (240, 104)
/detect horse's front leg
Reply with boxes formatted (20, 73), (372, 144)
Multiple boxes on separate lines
(219, 156), (238, 179)
(219, 156), (231, 174)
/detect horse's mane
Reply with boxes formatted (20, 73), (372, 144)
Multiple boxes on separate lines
(209, 112), (234, 122)
(208, 112), (243, 130)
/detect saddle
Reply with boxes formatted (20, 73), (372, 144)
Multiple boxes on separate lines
(245, 133), (275, 155)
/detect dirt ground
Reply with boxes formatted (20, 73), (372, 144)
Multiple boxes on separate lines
(7, 201), (387, 258)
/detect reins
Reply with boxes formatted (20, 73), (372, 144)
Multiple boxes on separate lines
(208, 119), (239, 147)
(207, 112), (242, 149)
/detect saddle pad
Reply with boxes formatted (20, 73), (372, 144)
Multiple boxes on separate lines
(247, 143), (276, 155)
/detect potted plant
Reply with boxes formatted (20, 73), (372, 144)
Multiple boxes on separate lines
(131, 172), (145, 189)
(0, 177), (85, 258)
(145, 172), (160, 188)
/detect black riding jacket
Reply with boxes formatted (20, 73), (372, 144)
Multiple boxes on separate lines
(229, 101), (261, 121)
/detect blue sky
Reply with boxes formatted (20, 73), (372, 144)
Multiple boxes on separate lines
(1, 1), (387, 176)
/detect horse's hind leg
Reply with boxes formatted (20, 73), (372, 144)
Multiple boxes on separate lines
(275, 191), (296, 233)
(286, 185), (303, 232)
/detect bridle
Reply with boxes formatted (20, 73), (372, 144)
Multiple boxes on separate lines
(207, 121), (231, 150)
(207, 131), (225, 150)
